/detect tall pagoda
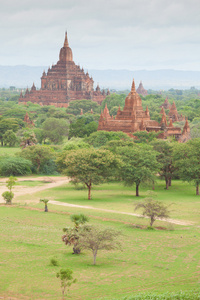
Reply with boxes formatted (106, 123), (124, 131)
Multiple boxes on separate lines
(19, 32), (106, 107)
(98, 79), (190, 142)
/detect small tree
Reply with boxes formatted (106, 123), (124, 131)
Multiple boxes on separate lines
(2, 191), (14, 205)
(56, 268), (77, 300)
(62, 214), (89, 254)
(70, 214), (89, 229)
(40, 198), (49, 212)
(3, 130), (18, 147)
(2, 176), (17, 205)
(6, 176), (17, 192)
(78, 226), (122, 265)
(135, 198), (171, 227)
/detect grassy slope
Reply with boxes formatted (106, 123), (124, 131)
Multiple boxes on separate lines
(0, 179), (200, 300)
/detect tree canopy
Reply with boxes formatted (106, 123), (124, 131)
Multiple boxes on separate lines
(62, 148), (121, 199)
(117, 145), (159, 196)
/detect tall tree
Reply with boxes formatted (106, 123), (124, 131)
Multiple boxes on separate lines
(19, 145), (54, 173)
(0, 118), (19, 146)
(63, 148), (121, 199)
(151, 139), (175, 189)
(173, 139), (200, 195)
(117, 145), (159, 196)
(42, 117), (69, 144)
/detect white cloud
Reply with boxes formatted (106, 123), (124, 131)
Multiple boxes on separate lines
(0, 0), (200, 70)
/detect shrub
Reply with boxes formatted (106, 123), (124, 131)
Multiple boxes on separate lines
(0, 157), (32, 176)
(50, 258), (59, 266)
(2, 191), (14, 204)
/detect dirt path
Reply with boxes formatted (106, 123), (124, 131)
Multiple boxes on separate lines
(0, 176), (194, 226)
(0, 176), (70, 203)
(48, 200), (194, 226)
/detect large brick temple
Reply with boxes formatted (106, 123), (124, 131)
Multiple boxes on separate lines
(98, 79), (190, 142)
(19, 32), (107, 107)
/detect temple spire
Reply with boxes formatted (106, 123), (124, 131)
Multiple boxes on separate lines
(131, 79), (136, 93)
(64, 31), (69, 47)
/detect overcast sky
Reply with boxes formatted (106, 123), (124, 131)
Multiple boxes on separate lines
(0, 0), (200, 71)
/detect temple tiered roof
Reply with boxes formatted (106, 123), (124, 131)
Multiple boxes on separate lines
(98, 79), (190, 142)
(19, 32), (106, 107)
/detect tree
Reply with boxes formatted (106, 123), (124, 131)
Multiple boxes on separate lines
(78, 226), (121, 265)
(151, 139), (175, 189)
(134, 198), (171, 227)
(70, 214), (89, 229)
(42, 117), (69, 143)
(117, 145), (159, 196)
(62, 214), (89, 254)
(101, 94), (126, 112)
(19, 128), (37, 148)
(173, 139), (200, 195)
(85, 130), (132, 148)
(0, 118), (19, 146)
(133, 131), (160, 144)
(2, 191), (14, 205)
(68, 116), (98, 139)
(2, 176), (17, 205)
(19, 145), (54, 173)
(56, 269), (77, 300)
(63, 148), (121, 199)
(2, 130), (18, 147)
(40, 198), (49, 212)
(63, 138), (90, 151)
(6, 176), (17, 192)
(66, 99), (100, 115)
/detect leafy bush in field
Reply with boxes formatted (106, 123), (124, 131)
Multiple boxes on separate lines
(50, 258), (59, 266)
(0, 156), (32, 176)
(99, 290), (200, 300)
(2, 191), (14, 204)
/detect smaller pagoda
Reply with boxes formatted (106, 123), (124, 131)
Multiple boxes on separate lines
(136, 81), (148, 96)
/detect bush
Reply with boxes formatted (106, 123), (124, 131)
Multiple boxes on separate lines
(2, 191), (14, 204)
(0, 157), (32, 176)
(40, 159), (58, 175)
(50, 258), (59, 266)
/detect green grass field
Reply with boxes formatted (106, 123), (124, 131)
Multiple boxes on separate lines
(0, 147), (20, 156)
(0, 179), (200, 299)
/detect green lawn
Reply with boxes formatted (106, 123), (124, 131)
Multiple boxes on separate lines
(0, 147), (20, 156)
(0, 179), (200, 300)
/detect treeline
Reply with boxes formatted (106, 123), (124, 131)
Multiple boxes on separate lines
(1, 86), (200, 147)
(1, 130), (200, 198)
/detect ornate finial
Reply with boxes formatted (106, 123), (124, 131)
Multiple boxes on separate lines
(64, 31), (69, 47)
(131, 79), (136, 93)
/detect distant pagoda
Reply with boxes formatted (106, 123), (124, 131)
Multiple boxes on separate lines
(160, 98), (185, 122)
(19, 32), (107, 107)
(136, 81), (148, 96)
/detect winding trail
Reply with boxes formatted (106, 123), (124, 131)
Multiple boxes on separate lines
(0, 176), (195, 226)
